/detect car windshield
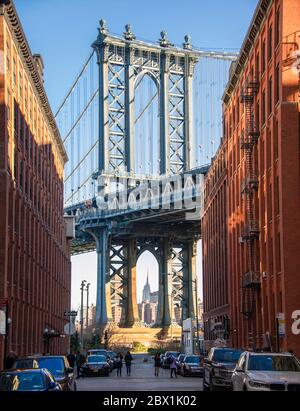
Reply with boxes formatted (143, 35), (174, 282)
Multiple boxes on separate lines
(185, 357), (200, 364)
(13, 359), (35, 369)
(87, 355), (106, 363)
(88, 350), (106, 356)
(37, 357), (64, 378)
(248, 355), (300, 372)
(0, 372), (45, 391)
(213, 349), (243, 363)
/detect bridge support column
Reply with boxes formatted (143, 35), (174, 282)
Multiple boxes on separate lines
(182, 240), (197, 321)
(157, 239), (172, 327)
(123, 239), (140, 327)
(92, 227), (112, 328)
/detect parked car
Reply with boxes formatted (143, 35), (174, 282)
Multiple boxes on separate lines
(181, 355), (204, 377)
(11, 355), (76, 391)
(177, 354), (186, 371)
(0, 369), (62, 391)
(203, 347), (244, 391)
(162, 352), (180, 369)
(36, 356), (76, 391)
(82, 355), (110, 377)
(232, 351), (300, 391)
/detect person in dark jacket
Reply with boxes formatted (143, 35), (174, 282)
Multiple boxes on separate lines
(124, 351), (133, 376)
(154, 353), (161, 377)
(4, 352), (17, 370)
(75, 352), (85, 379)
(115, 354), (123, 377)
(67, 352), (76, 368)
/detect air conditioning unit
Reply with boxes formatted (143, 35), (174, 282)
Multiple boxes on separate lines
(239, 237), (244, 244)
(262, 271), (268, 279)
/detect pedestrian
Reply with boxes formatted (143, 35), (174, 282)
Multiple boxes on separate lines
(4, 351), (18, 370)
(154, 353), (161, 377)
(115, 354), (123, 377)
(67, 352), (76, 368)
(75, 351), (85, 379)
(124, 351), (133, 376)
(170, 356), (178, 379)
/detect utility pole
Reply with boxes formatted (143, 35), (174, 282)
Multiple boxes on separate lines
(86, 283), (91, 329)
(80, 280), (87, 350)
(194, 277), (200, 355)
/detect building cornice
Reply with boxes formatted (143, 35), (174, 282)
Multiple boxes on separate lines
(222, 0), (272, 105)
(3, 0), (68, 164)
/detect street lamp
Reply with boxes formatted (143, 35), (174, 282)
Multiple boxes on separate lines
(80, 280), (87, 349)
(86, 283), (91, 329)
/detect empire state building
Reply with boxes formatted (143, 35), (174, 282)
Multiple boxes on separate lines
(142, 273), (151, 303)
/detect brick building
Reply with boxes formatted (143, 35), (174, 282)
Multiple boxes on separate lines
(0, 0), (71, 365)
(203, 0), (300, 356)
(202, 142), (229, 345)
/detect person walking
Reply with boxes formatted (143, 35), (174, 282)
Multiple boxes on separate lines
(115, 354), (123, 377)
(67, 352), (76, 368)
(170, 356), (178, 379)
(75, 351), (85, 379)
(124, 351), (133, 376)
(154, 353), (161, 377)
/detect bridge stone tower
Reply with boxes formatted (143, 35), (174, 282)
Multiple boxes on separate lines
(76, 21), (201, 334)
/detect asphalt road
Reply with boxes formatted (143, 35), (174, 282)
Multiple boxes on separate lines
(76, 354), (203, 392)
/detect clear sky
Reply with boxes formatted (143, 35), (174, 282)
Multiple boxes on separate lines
(13, 0), (258, 309)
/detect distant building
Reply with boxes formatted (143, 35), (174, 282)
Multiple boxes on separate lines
(150, 291), (159, 304)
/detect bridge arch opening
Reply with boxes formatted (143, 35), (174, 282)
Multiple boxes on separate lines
(136, 250), (159, 325)
(134, 73), (159, 176)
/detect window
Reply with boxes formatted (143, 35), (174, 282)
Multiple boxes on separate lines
(262, 89), (266, 124)
(262, 40), (266, 73)
(275, 8), (280, 46)
(275, 64), (280, 103)
(274, 120), (279, 160)
(6, 41), (10, 72)
(256, 52), (260, 79)
(256, 100), (260, 130)
(268, 25), (273, 61)
(268, 76), (273, 115)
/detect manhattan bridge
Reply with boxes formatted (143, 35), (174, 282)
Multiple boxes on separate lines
(57, 20), (237, 336)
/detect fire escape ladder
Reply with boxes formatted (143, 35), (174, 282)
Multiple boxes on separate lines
(240, 79), (261, 318)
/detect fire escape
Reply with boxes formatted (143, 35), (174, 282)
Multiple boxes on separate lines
(240, 79), (261, 318)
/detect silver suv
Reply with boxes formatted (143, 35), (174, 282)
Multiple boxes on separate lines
(232, 352), (300, 391)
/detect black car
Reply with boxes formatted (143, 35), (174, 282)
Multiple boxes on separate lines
(0, 369), (61, 391)
(203, 347), (244, 391)
(12, 355), (76, 391)
(181, 355), (204, 377)
(82, 355), (110, 377)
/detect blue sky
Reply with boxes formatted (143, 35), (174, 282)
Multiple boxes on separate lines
(14, 0), (258, 309)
